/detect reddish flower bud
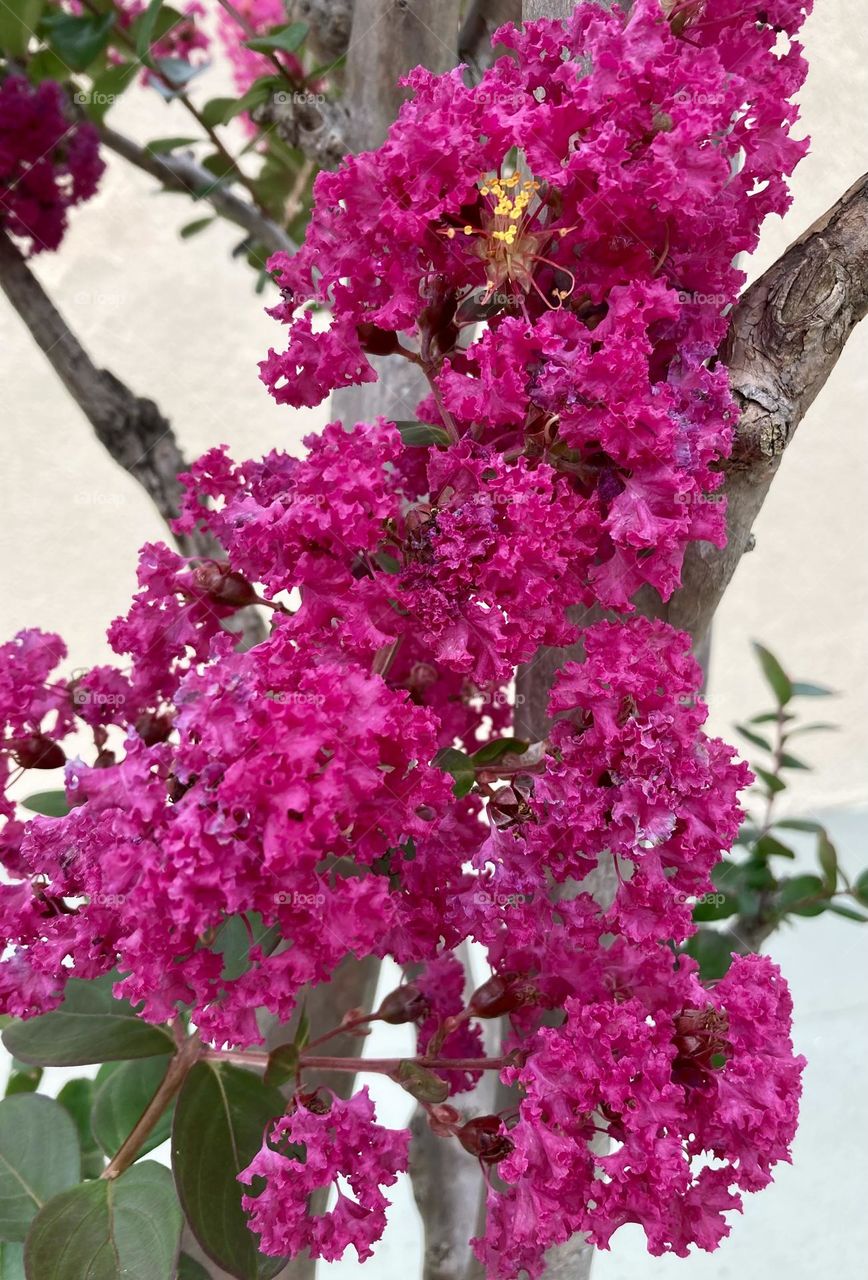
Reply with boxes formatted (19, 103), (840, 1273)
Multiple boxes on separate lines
(376, 983), (429, 1025)
(457, 1116), (513, 1164)
(9, 734), (66, 771)
(672, 1006), (730, 1084)
(192, 562), (258, 608)
(134, 713), (174, 746)
(468, 973), (535, 1019)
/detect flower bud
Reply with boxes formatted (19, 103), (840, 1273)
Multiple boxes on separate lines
(392, 1060), (450, 1104)
(376, 983), (429, 1025)
(457, 1116), (513, 1164)
(10, 734), (66, 771)
(468, 973), (535, 1019)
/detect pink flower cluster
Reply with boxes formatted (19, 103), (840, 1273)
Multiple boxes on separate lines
(1, 2), (812, 1273)
(0, 77), (103, 254)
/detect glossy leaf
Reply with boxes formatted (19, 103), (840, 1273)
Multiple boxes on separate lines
(433, 747), (475, 798)
(92, 1056), (174, 1159)
(23, 1162), (182, 1280)
(171, 1063), (287, 1280)
(470, 738), (529, 766)
(1, 975), (174, 1066)
(0, 1095), (80, 1241)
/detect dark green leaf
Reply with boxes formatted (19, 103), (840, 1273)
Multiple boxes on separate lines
(433, 747), (474, 798)
(180, 217), (216, 239)
(177, 1256), (212, 1280)
(395, 422), (452, 448)
(3, 1063), (42, 1098)
(81, 62), (139, 123)
(817, 831), (838, 891)
(0, 1095), (80, 1241)
(42, 12), (115, 73)
(228, 77), (283, 121)
(201, 152), (237, 181)
(2, 975), (174, 1066)
(244, 22), (308, 54)
(775, 818), (826, 833)
(0, 1), (45, 61)
(751, 642), (793, 706)
(790, 681), (836, 698)
(134, 0), (165, 59)
(92, 1056), (174, 1159)
(145, 136), (200, 154)
(753, 766), (786, 795)
(827, 902), (868, 923)
(469, 738), (529, 766)
(779, 751), (810, 771)
(213, 914), (281, 983)
(0, 1242), (25, 1280)
(200, 98), (238, 128)
(734, 723), (772, 752)
(172, 1062), (287, 1280)
(263, 1044), (298, 1089)
(748, 711), (784, 724)
(854, 869), (868, 906)
(776, 873), (826, 916)
(20, 791), (68, 818)
(23, 1161), (181, 1280)
(753, 833), (796, 860)
(56, 1079), (103, 1179)
(392, 1060), (449, 1104)
(24, 48), (69, 83)
(692, 892), (738, 922)
(684, 929), (733, 981)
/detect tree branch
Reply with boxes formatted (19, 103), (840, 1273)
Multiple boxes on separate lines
(458, 0), (521, 72)
(0, 227), (213, 557)
(99, 125), (295, 257)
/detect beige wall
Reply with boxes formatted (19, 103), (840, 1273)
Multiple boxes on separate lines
(1, 0), (866, 809)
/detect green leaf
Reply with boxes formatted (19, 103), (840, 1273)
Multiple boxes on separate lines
(470, 738), (529, 766)
(213, 914), (281, 983)
(201, 152), (237, 181)
(244, 22), (308, 55)
(433, 747), (475, 798)
(145, 136), (200, 154)
(177, 1256), (212, 1280)
(0, 1242), (25, 1280)
(0, 1), (45, 60)
(2, 975), (174, 1066)
(3, 1063), (42, 1098)
(775, 818), (826, 833)
(827, 902), (868, 923)
(228, 77), (283, 121)
(392, 1060), (449, 1104)
(817, 831), (838, 891)
(0, 1095), (80, 1242)
(790, 680), (836, 698)
(20, 791), (68, 818)
(779, 751), (810, 771)
(692, 892), (738, 922)
(24, 48), (69, 83)
(684, 929), (733, 981)
(134, 0), (165, 59)
(734, 723), (772, 752)
(854, 869), (868, 906)
(92, 1056), (174, 1159)
(42, 12), (115, 73)
(396, 421), (452, 448)
(753, 766), (786, 795)
(81, 62), (139, 123)
(23, 1161), (182, 1280)
(787, 721), (838, 736)
(753, 833), (796, 860)
(751, 642), (793, 706)
(172, 1063), (287, 1280)
(263, 1044), (298, 1089)
(180, 217), (216, 239)
(56, 1080), (103, 1179)
(200, 97), (239, 128)
(776, 873), (826, 917)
